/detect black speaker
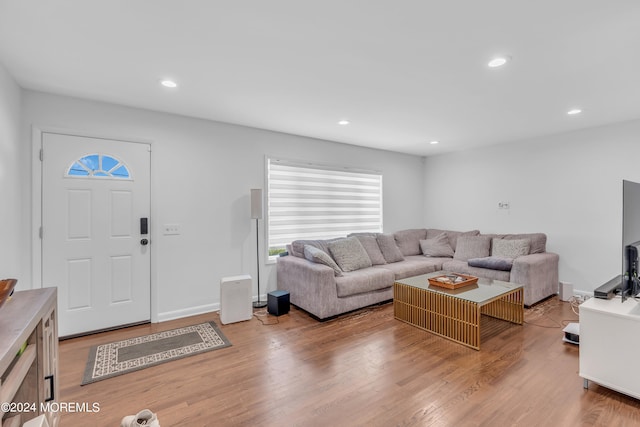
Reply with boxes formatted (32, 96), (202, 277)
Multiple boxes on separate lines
(268, 290), (290, 316)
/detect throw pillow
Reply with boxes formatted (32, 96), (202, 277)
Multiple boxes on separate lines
(376, 233), (405, 263)
(492, 238), (530, 258)
(394, 229), (428, 256)
(291, 238), (342, 258)
(353, 235), (387, 265)
(328, 237), (373, 272)
(304, 245), (343, 276)
(503, 234), (546, 254)
(468, 256), (514, 271)
(426, 229), (480, 251)
(419, 233), (454, 257)
(453, 235), (491, 261)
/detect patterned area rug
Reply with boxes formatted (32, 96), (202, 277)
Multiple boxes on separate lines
(82, 321), (231, 385)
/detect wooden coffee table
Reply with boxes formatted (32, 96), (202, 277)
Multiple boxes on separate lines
(394, 271), (523, 350)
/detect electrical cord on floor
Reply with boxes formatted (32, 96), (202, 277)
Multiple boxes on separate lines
(568, 294), (589, 316)
(253, 309), (280, 325)
(523, 297), (579, 328)
(524, 317), (562, 328)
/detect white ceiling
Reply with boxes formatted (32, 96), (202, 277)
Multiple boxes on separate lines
(1, 1), (639, 156)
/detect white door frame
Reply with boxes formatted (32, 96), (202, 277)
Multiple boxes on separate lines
(31, 126), (159, 323)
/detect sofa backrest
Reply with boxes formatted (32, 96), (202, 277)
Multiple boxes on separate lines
(486, 233), (547, 254)
(287, 230), (547, 261)
(426, 229), (480, 252)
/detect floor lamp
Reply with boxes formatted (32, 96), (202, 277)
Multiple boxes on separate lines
(251, 189), (267, 308)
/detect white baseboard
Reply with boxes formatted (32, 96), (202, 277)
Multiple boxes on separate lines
(156, 294), (267, 323)
(157, 302), (220, 323)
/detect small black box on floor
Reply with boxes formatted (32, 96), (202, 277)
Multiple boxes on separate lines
(268, 290), (290, 316)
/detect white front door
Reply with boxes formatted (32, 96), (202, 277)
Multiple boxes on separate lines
(42, 132), (151, 337)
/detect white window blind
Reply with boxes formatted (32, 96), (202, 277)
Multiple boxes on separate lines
(267, 158), (383, 255)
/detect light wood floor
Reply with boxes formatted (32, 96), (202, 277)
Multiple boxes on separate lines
(58, 297), (640, 426)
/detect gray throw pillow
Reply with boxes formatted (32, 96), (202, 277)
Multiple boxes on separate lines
(502, 233), (546, 254)
(454, 235), (491, 261)
(394, 228), (428, 256)
(492, 238), (530, 258)
(328, 237), (373, 272)
(426, 229), (480, 251)
(353, 235), (387, 265)
(468, 256), (514, 271)
(376, 233), (405, 263)
(304, 245), (343, 276)
(419, 233), (454, 257)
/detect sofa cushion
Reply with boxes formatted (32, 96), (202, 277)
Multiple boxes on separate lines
(468, 256), (514, 272)
(376, 233), (405, 263)
(394, 228), (428, 256)
(442, 259), (511, 282)
(453, 235), (491, 261)
(375, 257), (440, 280)
(420, 233), (454, 257)
(335, 267), (395, 297)
(304, 245), (343, 276)
(352, 235), (386, 265)
(426, 229), (480, 251)
(492, 238), (530, 258)
(328, 237), (372, 272)
(405, 255), (451, 271)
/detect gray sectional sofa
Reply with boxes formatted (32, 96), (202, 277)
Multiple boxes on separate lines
(276, 228), (559, 319)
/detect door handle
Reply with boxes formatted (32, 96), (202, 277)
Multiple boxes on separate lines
(141, 238), (149, 246)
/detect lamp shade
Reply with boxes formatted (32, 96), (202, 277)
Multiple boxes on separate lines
(250, 189), (263, 219)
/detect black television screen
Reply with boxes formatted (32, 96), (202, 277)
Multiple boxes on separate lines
(622, 242), (640, 302)
(622, 180), (640, 301)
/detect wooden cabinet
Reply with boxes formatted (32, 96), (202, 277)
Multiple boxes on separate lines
(0, 288), (58, 427)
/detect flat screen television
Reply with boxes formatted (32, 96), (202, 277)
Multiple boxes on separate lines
(622, 180), (640, 302)
(622, 242), (640, 302)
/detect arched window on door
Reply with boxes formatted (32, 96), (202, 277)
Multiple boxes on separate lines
(66, 154), (131, 179)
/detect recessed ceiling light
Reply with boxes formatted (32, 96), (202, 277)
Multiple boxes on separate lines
(567, 109), (582, 115)
(430, 140), (439, 145)
(338, 120), (350, 125)
(160, 79), (178, 88)
(488, 56), (511, 68)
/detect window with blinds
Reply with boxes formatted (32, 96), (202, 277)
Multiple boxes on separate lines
(267, 158), (383, 256)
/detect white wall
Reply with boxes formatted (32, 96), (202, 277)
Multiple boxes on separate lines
(423, 120), (640, 294)
(22, 90), (425, 320)
(0, 63), (25, 287)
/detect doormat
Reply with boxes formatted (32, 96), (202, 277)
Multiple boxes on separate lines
(81, 321), (231, 385)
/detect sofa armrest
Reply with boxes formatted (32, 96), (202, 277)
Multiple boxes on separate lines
(276, 255), (338, 317)
(511, 252), (559, 305)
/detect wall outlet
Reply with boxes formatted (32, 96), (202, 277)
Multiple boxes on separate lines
(163, 224), (181, 235)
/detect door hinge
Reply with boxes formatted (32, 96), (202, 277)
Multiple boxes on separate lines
(39, 226), (43, 239)
(39, 149), (43, 161)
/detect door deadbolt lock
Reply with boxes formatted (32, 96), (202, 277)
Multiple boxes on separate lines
(140, 238), (149, 246)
